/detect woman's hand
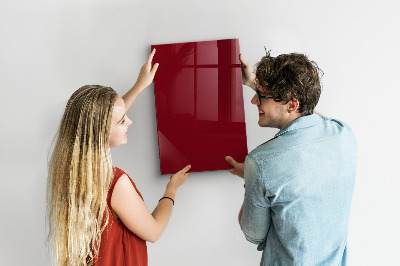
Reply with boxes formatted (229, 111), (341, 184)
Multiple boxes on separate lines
(239, 54), (257, 90)
(225, 156), (244, 178)
(123, 49), (159, 112)
(135, 48), (159, 90)
(167, 165), (191, 192)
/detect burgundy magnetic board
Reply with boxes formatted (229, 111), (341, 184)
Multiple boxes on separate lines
(151, 38), (248, 175)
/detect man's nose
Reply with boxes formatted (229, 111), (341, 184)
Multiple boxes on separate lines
(251, 94), (259, 105)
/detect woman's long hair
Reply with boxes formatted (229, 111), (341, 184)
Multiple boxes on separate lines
(47, 85), (118, 265)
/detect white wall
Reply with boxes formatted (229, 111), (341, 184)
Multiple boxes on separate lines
(1, 0), (399, 265)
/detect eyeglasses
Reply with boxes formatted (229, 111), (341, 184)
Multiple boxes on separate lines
(254, 89), (281, 105)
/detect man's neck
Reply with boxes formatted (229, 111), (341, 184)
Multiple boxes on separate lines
(279, 113), (303, 130)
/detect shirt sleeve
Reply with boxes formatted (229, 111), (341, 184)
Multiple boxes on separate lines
(239, 154), (271, 248)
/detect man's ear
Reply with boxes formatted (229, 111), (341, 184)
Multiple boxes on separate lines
(288, 99), (299, 113)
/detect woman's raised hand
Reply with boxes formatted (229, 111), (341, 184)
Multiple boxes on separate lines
(122, 49), (159, 112)
(135, 48), (159, 90)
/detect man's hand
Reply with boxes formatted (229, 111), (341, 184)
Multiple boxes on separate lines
(239, 54), (257, 90)
(225, 156), (244, 178)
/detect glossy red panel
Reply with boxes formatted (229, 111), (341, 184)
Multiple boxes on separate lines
(151, 39), (248, 175)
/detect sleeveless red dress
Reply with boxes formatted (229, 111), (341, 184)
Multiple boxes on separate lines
(93, 167), (148, 266)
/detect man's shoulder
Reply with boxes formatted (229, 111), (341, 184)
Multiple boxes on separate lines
(320, 116), (357, 145)
(249, 140), (279, 160)
(248, 116), (356, 164)
(247, 138), (290, 171)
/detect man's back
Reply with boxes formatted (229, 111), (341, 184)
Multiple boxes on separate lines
(240, 114), (357, 265)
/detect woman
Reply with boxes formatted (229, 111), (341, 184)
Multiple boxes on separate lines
(47, 49), (191, 266)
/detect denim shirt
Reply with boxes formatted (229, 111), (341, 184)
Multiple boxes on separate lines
(240, 114), (357, 266)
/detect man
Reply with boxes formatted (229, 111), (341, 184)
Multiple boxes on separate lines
(226, 52), (357, 265)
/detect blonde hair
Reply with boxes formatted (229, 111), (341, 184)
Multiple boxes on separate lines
(47, 85), (118, 265)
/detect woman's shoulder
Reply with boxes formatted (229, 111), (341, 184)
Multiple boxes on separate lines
(112, 167), (140, 191)
(109, 167), (131, 200)
(111, 166), (144, 201)
(111, 167), (137, 190)
(113, 167), (138, 185)
(113, 166), (127, 178)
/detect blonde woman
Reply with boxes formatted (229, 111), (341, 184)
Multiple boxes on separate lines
(47, 49), (191, 266)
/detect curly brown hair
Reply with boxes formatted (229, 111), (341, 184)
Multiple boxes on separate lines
(255, 51), (322, 115)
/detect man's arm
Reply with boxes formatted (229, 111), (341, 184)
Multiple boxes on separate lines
(224, 156), (245, 223)
(314, 111), (324, 118)
(238, 204), (243, 223)
(239, 54), (257, 90)
(225, 153), (271, 244)
(239, 155), (271, 245)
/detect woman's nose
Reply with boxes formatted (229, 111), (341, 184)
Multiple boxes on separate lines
(126, 116), (133, 126)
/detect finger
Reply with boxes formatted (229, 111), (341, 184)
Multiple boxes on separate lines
(228, 168), (236, 175)
(239, 54), (249, 67)
(147, 48), (156, 64)
(225, 156), (237, 167)
(150, 63), (159, 75)
(180, 164), (192, 173)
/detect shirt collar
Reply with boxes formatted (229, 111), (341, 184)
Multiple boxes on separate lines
(275, 114), (322, 138)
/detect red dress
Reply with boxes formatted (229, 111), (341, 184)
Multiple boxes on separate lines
(94, 167), (148, 266)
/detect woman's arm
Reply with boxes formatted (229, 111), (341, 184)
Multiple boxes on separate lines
(122, 49), (159, 113)
(111, 165), (191, 243)
(314, 111), (324, 118)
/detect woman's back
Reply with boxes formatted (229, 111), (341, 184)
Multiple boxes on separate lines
(94, 167), (147, 266)
(47, 50), (191, 265)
